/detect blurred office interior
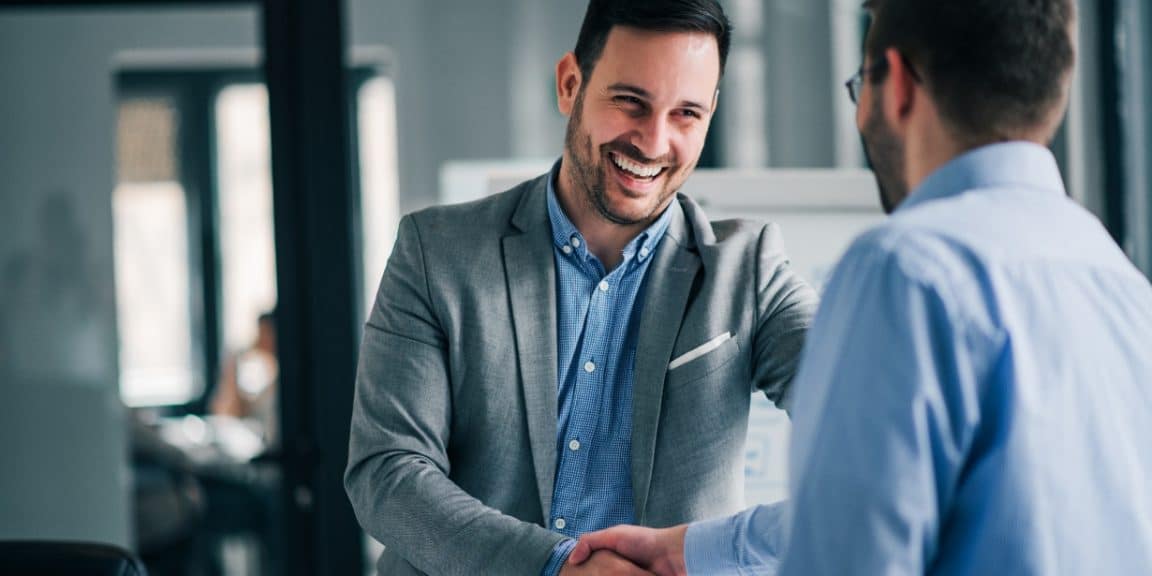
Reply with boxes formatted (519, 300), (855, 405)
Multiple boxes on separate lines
(0, 0), (1149, 574)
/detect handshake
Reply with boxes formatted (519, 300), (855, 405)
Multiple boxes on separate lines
(561, 525), (689, 576)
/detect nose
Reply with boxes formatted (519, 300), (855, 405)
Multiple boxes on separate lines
(632, 114), (671, 161)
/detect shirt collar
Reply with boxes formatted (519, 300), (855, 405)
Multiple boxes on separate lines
(546, 159), (672, 265)
(898, 142), (1067, 213)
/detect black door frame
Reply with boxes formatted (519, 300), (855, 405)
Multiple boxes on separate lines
(0, 1), (364, 574)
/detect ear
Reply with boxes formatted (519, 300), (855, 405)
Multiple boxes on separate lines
(556, 52), (583, 117)
(881, 47), (918, 128)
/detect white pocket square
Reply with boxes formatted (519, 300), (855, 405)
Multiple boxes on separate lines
(669, 332), (733, 370)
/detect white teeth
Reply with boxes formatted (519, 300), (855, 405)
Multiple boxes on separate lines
(611, 153), (663, 179)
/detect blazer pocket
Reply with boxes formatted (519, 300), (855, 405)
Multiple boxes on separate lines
(666, 332), (740, 388)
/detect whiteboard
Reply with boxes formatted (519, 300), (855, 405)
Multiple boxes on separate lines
(446, 162), (885, 505)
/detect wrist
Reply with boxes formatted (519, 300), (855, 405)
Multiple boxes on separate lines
(659, 525), (690, 576)
(542, 538), (576, 576)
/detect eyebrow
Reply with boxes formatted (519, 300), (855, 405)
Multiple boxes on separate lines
(606, 82), (711, 113)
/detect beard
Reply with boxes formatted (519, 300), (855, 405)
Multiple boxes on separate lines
(860, 92), (908, 215)
(563, 88), (686, 226)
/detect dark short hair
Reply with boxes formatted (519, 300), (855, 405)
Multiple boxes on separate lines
(573, 0), (732, 84)
(864, 0), (1076, 142)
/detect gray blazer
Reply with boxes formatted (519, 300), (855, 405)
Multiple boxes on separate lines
(345, 173), (818, 575)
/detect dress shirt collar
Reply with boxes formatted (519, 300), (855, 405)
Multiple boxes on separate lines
(899, 141), (1066, 213)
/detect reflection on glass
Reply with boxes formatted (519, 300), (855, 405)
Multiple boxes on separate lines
(215, 84), (278, 354)
(357, 76), (400, 317)
(115, 97), (198, 406)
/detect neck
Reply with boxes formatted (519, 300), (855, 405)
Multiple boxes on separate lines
(905, 121), (968, 194)
(556, 155), (654, 271)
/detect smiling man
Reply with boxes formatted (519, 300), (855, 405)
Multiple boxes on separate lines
(344, 1), (817, 575)
(570, 0), (1152, 574)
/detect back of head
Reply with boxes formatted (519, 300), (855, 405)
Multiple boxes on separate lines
(573, 0), (732, 83)
(864, 0), (1076, 145)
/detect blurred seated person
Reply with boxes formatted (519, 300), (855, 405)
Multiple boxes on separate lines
(211, 310), (279, 449)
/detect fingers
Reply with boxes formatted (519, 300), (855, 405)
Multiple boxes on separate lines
(567, 525), (687, 575)
(591, 550), (657, 575)
(569, 527), (624, 564)
(569, 540), (592, 565)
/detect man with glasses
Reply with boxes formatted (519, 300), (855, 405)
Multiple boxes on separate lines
(569, 0), (1152, 573)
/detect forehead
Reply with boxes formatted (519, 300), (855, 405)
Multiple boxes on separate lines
(589, 26), (721, 101)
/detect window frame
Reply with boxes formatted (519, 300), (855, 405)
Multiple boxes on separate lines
(116, 65), (384, 413)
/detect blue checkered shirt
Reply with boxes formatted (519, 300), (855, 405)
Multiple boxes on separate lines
(540, 165), (673, 575)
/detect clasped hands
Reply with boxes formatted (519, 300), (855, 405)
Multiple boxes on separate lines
(560, 524), (689, 576)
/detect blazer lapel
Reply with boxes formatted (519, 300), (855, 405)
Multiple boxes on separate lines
(502, 178), (560, 520)
(631, 200), (700, 523)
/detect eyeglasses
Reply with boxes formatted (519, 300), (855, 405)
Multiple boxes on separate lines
(844, 60), (887, 105)
(844, 54), (921, 105)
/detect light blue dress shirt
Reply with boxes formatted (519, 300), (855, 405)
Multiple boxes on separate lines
(686, 142), (1152, 574)
(541, 163), (673, 575)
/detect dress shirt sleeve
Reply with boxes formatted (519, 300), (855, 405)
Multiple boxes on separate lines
(344, 214), (565, 575)
(541, 539), (577, 576)
(685, 501), (789, 575)
(752, 223), (820, 411)
(778, 233), (992, 575)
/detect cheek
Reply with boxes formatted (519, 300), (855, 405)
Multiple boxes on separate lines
(855, 101), (869, 130)
(675, 126), (709, 165)
(586, 107), (632, 137)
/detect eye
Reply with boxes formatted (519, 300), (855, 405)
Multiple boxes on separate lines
(613, 95), (644, 107)
(676, 108), (704, 121)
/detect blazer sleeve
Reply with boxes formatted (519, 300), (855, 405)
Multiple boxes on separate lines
(344, 214), (565, 575)
(752, 222), (820, 411)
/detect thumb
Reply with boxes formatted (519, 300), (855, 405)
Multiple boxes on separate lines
(568, 540), (592, 565)
(569, 530), (618, 565)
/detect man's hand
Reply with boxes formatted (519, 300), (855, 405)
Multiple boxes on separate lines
(568, 525), (688, 576)
(560, 549), (657, 575)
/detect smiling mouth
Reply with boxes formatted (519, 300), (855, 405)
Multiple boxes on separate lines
(609, 151), (667, 183)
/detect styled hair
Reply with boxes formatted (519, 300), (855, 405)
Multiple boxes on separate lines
(864, 0), (1076, 142)
(573, 0), (732, 83)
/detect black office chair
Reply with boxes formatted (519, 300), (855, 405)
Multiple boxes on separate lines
(0, 541), (148, 576)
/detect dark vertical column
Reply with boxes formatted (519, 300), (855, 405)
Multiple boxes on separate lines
(1146, 0), (1152, 275)
(1098, 0), (1127, 245)
(184, 76), (222, 414)
(262, 0), (363, 574)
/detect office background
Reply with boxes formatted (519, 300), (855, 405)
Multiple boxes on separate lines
(1, 0), (1149, 574)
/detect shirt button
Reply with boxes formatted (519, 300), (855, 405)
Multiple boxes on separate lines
(598, 280), (609, 292)
(554, 518), (567, 530)
(571, 237), (581, 248)
(640, 247), (650, 258)
(583, 361), (596, 373)
(568, 439), (581, 451)
(561, 245), (572, 255)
